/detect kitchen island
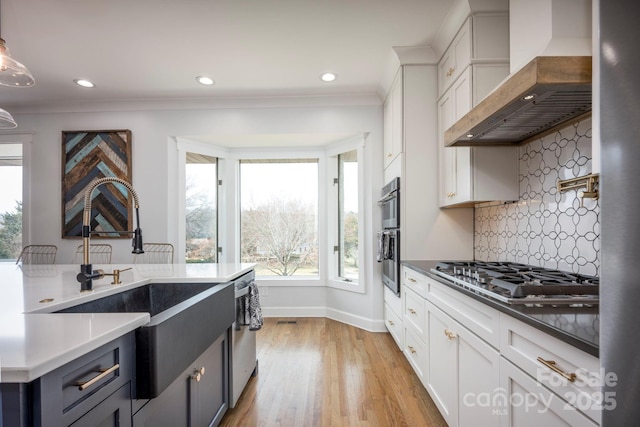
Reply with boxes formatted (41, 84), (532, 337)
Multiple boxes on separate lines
(0, 262), (255, 426)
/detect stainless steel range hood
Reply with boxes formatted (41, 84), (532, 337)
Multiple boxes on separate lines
(445, 56), (592, 147)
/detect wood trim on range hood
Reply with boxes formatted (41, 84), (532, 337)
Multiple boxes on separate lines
(445, 56), (592, 147)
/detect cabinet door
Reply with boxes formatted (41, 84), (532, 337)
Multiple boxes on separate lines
(438, 87), (456, 206)
(499, 358), (598, 427)
(457, 323), (500, 427)
(438, 18), (471, 96)
(190, 333), (229, 427)
(450, 68), (472, 205)
(426, 303), (458, 427)
(439, 67), (472, 206)
(71, 383), (132, 427)
(384, 71), (403, 169)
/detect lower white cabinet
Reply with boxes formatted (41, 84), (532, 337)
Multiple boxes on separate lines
(499, 357), (597, 427)
(398, 266), (601, 427)
(384, 286), (403, 349)
(425, 300), (500, 427)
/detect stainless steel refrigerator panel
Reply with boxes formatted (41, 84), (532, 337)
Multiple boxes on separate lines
(600, 1), (640, 425)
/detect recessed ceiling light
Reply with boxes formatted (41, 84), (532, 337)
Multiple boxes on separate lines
(522, 94), (536, 100)
(466, 134), (474, 138)
(320, 73), (337, 82)
(196, 76), (215, 86)
(74, 79), (95, 88)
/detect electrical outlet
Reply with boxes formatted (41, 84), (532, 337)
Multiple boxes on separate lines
(260, 286), (269, 297)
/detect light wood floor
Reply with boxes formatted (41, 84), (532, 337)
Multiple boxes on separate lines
(220, 317), (448, 427)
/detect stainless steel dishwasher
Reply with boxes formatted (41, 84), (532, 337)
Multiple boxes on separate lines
(230, 270), (258, 408)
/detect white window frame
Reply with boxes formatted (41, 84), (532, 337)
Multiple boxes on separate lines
(326, 136), (366, 294)
(174, 134), (368, 293)
(0, 133), (32, 247)
(236, 147), (325, 287)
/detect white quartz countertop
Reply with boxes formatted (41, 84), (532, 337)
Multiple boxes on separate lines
(0, 262), (255, 383)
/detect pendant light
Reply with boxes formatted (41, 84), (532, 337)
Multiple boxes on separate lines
(0, 108), (17, 128)
(0, 0), (34, 87)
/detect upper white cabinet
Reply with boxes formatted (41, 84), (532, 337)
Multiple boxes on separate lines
(382, 64), (474, 261)
(383, 71), (403, 169)
(438, 19), (472, 96)
(438, 13), (519, 207)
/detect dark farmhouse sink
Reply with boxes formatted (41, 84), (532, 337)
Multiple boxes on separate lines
(57, 281), (235, 398)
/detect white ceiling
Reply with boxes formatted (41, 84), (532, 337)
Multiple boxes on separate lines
(0, 0), (453, 109)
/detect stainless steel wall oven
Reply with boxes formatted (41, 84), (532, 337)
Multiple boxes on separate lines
(379, 177), (400, 296)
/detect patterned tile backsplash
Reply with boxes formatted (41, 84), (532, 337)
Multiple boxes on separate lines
(474, 118), (600, 277)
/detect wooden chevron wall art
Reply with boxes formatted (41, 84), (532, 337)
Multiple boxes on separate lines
(61, 130), (133, 238)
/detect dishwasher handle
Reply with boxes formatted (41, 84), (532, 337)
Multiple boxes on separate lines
(235, 284), (250, 299)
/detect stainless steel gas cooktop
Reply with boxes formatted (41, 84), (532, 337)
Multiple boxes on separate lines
(431, 261), (599, 306)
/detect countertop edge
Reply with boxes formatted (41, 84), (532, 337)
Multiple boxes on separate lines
(401, 261), (599, 358)
(2, 313), (150, 383)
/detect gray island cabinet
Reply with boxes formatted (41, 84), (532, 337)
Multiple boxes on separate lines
(0, 263), (255, 427)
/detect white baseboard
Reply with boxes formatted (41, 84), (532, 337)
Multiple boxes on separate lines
(326, 308), (387, 332)
(261, 306), (386, 333)
(262, 306), (327, 318)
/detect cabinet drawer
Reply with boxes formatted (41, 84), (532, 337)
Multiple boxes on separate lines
(404, 326), (426, 381)
(403, 287), (426, 336)
(500, 357), (598, 427)
(500, 315), (601, 423)
(384, 302), (403, 349)
(426, 275), (500, 348)
(402, 266), (428, 298)
(384, 285), (402, 318)
(37, 332), (134, 427)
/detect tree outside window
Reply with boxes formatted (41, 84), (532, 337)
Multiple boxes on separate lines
(185, 153), (217, 263)
(0, 145), (22, 262)
(338, 150), (358, 280)
(240, 160), (318, 276)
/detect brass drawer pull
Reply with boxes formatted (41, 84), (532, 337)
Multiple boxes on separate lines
(444, 329), (457, 340)
(408, 308), (417, 315)
(77, 363), (120, 391)
(408, 277), (417, 283)
(537, 357), (577, 382)
(446, 67), (455, 77)
(408, 346), (417, 354)
(388, 320), (395, 326)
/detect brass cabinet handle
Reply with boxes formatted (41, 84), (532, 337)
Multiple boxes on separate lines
(199, 367), (206, 376)
(388, 320), (395, 326)
(537, 357), (577, 382)
(408, 346), (417, 354)
(192, 372), (202, 382)
(408, 308), (417, 315)
(387, 153), (393, 158)
(77, 363), (120, 391)
(408, 277), (417, 283)
(446, 67), (455, 77)
(444, 329), (457, 340)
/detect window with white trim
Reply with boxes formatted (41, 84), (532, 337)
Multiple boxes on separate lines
(239, 159), (319, 277)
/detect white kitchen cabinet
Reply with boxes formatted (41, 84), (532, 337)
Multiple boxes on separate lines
(438, 12), (519, 208)
(438, 18), (472, 96)
(438, 14), (510, 98)
(382, 65), (474, 260)
(383, 70), (403, 169)
(384, 285), (403, 349)
(425, 297), (500, 427)
(500, 314), (602, 425)
(499, 357), (598, 427)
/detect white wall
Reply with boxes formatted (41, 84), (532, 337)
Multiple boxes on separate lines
(12, 102), (385, 330)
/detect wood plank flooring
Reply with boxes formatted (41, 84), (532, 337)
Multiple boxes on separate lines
(220, 317), (448, 427)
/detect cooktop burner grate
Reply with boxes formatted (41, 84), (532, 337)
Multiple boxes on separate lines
(432, 261), (599, 305)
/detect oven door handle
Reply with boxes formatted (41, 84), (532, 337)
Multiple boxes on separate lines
(377, 192), (396, 204)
